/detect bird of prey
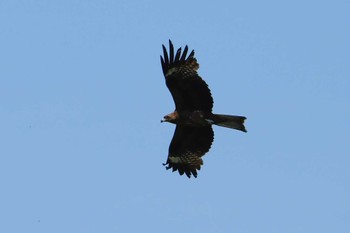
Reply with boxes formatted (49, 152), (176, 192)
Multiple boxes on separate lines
(160, 40), (247, 178)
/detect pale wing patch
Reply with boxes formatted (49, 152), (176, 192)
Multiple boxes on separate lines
(165, 58), (199, 78)
(166, 67), (179, 77)
(168, 150), (203, 169)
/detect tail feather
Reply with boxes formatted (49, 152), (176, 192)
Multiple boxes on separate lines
(212, 114), (247, 132)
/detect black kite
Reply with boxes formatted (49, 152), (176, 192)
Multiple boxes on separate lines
(160, 40), (247, 178)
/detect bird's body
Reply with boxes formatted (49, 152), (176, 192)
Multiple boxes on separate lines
(161, 40), (246, 178)
(162, 110), (212, 126)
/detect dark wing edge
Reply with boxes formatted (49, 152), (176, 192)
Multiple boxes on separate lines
(163, 125), (214, 178)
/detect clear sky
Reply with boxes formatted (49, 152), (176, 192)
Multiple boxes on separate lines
(1, 0), (349, 232)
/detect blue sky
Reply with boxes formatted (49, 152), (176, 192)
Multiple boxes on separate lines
(1, 0), (349, 232)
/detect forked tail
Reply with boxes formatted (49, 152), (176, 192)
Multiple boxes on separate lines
(212, 114), (247, 132)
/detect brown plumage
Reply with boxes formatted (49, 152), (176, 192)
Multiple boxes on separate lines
(160, 40), (247, 178)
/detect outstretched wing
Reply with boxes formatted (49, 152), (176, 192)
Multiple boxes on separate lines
(160, 40), (213, 113)
(163, 125), (214, 178)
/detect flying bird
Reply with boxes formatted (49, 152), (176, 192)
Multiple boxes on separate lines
(160, 40), (247, 178)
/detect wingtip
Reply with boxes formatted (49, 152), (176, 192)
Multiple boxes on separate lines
(174, 47), (182, 62)
(162, 44), (167, 56)
(188, 49), (195, 58)
(180, 45), (189, 61)
(169, 40), (174, 63)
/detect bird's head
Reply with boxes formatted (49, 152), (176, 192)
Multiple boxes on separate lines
(161, 111), (178, 124)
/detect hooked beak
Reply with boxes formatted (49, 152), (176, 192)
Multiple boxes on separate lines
(161, 115), (169, 123)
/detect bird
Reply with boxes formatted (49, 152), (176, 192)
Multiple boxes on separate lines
(160, 40), (247, 178)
